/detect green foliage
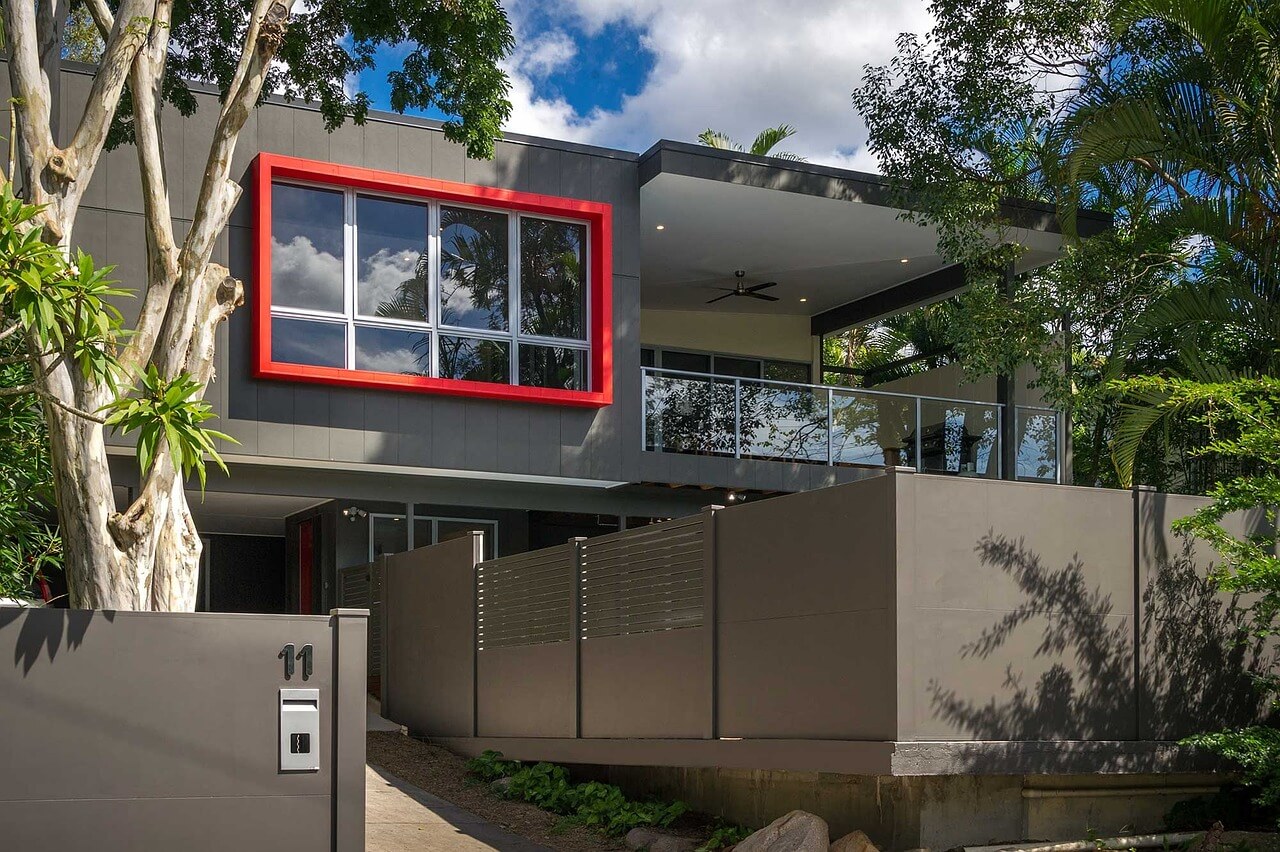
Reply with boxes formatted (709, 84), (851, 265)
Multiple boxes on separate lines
(0, 184), (127, 393)
(465, 750), (690, 837)
(0, 182), (235, 521)
(102, 366), (235, 492)
(102, 0), (513, 159)
(1164, 784), (1272, 831)
(465, 749), (521, 782)
(0, 332), (59, 600)
(696, 822), (754, 851)
(1185, 729), (1280, 813)
(698, 124), (805, 161)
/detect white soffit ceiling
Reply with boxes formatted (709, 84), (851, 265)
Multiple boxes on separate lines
(639, 172), (1063, 316)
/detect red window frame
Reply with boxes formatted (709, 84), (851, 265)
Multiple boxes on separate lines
(252, 152), (613, 407)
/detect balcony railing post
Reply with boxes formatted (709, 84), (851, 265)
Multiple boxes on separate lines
(826, 387), (834, 466)
(914, 396), (922, 472)
(733, 378), (742, 459)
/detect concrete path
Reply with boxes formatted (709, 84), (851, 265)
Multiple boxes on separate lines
(366, 764), (555, 852)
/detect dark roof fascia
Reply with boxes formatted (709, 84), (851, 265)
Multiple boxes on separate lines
(638, 139), (1113, 238)
(54, 59), (640, 164)
(811, 264), (968, 337)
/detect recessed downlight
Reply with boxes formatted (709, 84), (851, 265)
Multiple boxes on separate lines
(799, 297), (808, 303)
(655, 224), (666, 230)
(900, 257), (910, 263)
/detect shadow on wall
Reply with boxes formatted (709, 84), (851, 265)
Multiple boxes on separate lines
(0, 607), (113, 676)
(927, 532), (1275, 746)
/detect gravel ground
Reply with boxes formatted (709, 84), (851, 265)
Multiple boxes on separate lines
(366, 732), (626, 852)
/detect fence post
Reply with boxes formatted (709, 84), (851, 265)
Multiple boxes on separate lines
(331, 607), (368, 852)
(701, 504), (724, 740)
(733, 379), (742, 458)
(569, 536), (587, 739)
(1132, 484), (1156, 741)
(827, 387), (834, 466)
(914, 396), (923, 471)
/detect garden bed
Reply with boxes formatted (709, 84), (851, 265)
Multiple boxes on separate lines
(368, 732), (625, 851)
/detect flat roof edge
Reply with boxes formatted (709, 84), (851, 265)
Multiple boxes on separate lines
(640, 139), (1113, 237)
(53, 59), (640, 163)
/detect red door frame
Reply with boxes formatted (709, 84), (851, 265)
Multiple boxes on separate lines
(298, 518), (315, 614)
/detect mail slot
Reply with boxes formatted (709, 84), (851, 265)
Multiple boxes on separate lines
(279, 688), (320, 772)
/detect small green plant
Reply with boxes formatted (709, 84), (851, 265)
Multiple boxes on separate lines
(697, 822), (753, 851)
(465, 749), (522, 783)
(465, 750), (691, 837)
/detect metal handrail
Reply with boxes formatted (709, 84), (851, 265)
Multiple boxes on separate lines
(640, 365), (1008, 409)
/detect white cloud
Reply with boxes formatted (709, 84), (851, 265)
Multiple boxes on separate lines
(499, 0), (933, 169)
(271, 236), (343, 311)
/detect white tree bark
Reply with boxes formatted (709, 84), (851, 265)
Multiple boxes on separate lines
(6, 0), (290, 610)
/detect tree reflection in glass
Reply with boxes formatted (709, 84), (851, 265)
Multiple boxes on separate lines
(358, 196), (429, 322)
(439, 207), (509, 330)
(520, 218), (586, 340)
(439, 336), (510, 383)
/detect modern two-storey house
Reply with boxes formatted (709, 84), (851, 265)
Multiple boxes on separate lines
(42, 63), (1104, 614)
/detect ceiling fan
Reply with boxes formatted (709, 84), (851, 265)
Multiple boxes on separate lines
(706, 270), (780, 305)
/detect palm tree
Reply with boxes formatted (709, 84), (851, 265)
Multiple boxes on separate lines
(1056, 0), (1280, 487)
(698, 124), (805, 161)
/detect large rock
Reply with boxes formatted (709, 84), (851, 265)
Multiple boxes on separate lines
(626, 827), (697, 852)
(830, 830), (880, 852)
(735, 810), (829, 852)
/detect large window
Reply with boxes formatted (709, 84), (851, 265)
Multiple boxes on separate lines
(254, 154), (612, 406)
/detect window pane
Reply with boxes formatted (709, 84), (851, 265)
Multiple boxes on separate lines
(412, 519), (432, 551)
(354, 325), (429, 376)
(764, 361), (810, 383)
(437, 520), (497, 560)
(641, 348), (656, 368)
(356, 196), (428, 322)
(372, 515), (407, 558)
(715, 356), (760, 379)
(440, 207), (509, 331)
(271, 317), (345, 368)
(520, 218), (586, 340)
(520, 344), (586, 390)
(438, 335), (510, 383)
(271, 184), (345, 313)
(662, 350), (711, 374)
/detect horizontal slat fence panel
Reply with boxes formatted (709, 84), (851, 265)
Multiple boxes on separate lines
(580, 516), (706, 638)
(339, 563), (380, 676)
(477, 543), (574, 649)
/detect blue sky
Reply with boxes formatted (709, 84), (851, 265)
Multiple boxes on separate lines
(354, 0), (932, 170)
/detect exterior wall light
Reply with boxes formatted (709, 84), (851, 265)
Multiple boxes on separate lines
(341, 506), (368, 522)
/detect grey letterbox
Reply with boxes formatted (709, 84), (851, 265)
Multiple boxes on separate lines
(279, 688), (320, 772)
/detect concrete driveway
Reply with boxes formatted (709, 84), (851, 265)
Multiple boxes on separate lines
(366, 764), (554, 852)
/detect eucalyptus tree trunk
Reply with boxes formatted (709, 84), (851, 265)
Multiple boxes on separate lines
(5, 0), (290, 609)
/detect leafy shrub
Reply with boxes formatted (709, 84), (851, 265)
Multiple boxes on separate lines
(1165, 784), (1270, 831)
(697, 822), (754, 851)
(466, 749), (522, 782)
(1182, 729), (1280, 819)
(466, 750), (690, 836)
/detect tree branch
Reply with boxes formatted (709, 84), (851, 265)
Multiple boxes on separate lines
(159, 0), (290, 378)
(82, 0), (116, 38)
(65, 0), (152, 203)
(5, 0), (56, 201)
(119, 0), (179, 374)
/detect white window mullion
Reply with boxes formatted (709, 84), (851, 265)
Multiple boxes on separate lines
(344, 189), (357, 370)
(428, 201), (441, 379)
(509, 214), (521, 385)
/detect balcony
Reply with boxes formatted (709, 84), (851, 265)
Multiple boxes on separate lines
(641, 366), (1062, 482)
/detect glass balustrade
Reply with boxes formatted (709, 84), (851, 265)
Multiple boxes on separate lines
(642, 366), (1061, 482)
